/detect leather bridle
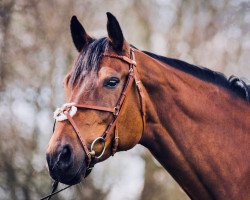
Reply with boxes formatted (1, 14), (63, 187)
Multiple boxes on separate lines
(53, 47), (146, 177)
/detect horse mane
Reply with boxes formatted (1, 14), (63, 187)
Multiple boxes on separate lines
(70, 37), (250, 102)
(143, 51), (250, 102)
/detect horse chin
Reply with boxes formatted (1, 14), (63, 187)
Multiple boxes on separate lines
(60, 173), (83, 185)
(49, 161), (87, 186)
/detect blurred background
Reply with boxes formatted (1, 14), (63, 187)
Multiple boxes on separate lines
(0, 0), (249, 199)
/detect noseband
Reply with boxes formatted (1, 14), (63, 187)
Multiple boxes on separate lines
(53, 48), (146, 176)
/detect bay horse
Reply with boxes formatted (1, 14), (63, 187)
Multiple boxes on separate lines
(46, 12), (250, 200)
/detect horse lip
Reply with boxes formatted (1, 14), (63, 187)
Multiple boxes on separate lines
(49, 169), (83, 185)
(60, 173), (82, 185)
(49, 160), (87, 185)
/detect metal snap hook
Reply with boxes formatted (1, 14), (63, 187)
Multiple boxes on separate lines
(90, 137), (106, 159)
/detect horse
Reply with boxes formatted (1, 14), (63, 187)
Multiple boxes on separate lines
(46, 12), (250, 200)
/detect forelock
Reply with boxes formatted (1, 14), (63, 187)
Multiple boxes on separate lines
(70, 37), (109, 86)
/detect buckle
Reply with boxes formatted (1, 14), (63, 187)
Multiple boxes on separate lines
(113, 107), (119, 116)
(129, 68), (134, 74)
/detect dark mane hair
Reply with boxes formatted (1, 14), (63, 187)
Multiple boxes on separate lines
(70, 37), (109, 85)
(143, 51), (250, 102)
(69, 38), (249, 102)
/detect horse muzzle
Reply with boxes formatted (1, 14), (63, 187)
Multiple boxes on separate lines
(46, 143), (87, 185)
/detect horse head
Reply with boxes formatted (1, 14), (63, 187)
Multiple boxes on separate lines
(46, 13), (144, 185)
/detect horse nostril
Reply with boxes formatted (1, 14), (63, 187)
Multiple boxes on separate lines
(58, 145), (72, 170)
(60, 145), (71, 161)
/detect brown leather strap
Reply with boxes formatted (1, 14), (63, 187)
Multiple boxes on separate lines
(73, 103), (115, 113)
(112, 125), (119, 156)
(101, 65), (135, 141)
(101, 48), (145, 149)
(133, 63), (146, 133)
(64, 111), (91, 164)
(103, 53), (137, 65)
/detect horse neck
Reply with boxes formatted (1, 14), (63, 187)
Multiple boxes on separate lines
(136, 51), (250, 200)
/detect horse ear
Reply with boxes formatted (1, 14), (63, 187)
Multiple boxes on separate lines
(106, 12), (124, 53)
(70, 16), (92, 52)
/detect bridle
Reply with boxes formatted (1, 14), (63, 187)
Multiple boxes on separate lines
(42, 47), (146, 199)
(54, 47), (146, 173)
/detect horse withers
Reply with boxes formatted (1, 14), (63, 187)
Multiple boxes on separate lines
(46, 12), (250, 200)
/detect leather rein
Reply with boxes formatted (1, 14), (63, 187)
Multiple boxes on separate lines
(41, 48), (146, 199)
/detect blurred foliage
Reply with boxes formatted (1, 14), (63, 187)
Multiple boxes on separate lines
(0, 0), (249, 199)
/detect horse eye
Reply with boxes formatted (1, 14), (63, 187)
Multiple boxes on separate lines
(104, 77), (120, 88)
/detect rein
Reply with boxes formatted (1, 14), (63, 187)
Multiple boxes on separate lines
(41, 48), (146, 199)
(41, 181), (71, 200)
